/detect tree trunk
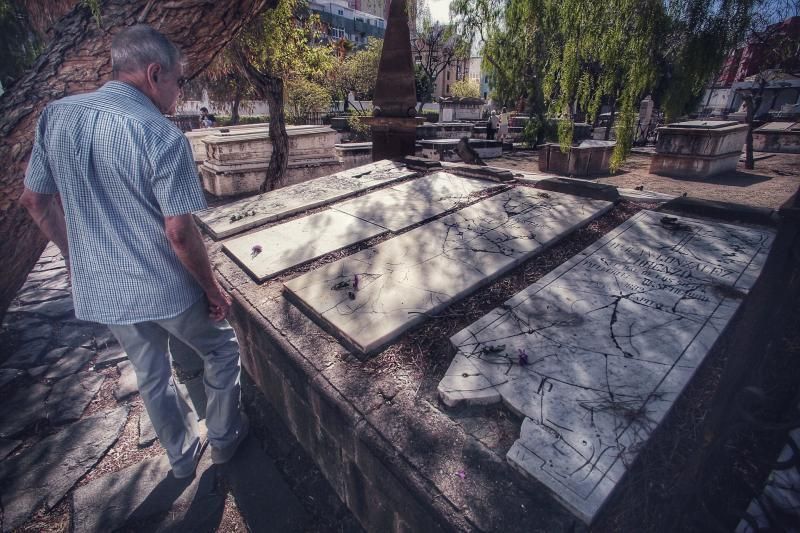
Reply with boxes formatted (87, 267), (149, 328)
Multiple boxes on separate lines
(0, 0), (274, 319)
(231, 83), (243, 126)
(233, 49), (289, 193)
(261, 75), (289, 192)
(605, 99), (617, 141)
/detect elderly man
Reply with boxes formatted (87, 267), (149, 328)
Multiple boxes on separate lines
(19, 25), (247, 479)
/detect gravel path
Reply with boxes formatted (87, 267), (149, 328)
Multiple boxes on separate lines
(493, 150), (800, 209)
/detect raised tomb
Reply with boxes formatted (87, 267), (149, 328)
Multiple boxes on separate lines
(195, 125), (341, 196)
(649, 120), (748, 178)
(199, 153), (777, 530)
(752, 121), (800, 154)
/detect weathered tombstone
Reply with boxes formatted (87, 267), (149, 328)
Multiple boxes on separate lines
(637, 95), (654, 142)
(438, 210), (774, 524)
(650, 120), (748, 178)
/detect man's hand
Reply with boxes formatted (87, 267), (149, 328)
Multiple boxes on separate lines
(206, 280), (232, 321)
(165, 214), (232, 321)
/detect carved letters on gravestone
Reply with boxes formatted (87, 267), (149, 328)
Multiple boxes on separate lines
(438, 210), (774, 523)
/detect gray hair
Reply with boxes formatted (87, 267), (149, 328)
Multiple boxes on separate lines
(111, 25), (182, 75)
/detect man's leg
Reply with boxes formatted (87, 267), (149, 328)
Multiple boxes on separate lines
(160, 299), (244, 456)
(108, 321), (200, 476)
(169, 335), (208, 420)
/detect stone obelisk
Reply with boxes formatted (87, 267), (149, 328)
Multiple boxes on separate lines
(368, 0), (419, 160)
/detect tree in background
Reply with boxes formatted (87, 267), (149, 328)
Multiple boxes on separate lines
(234, 0), (333, 192)
(450, 78), (480, 98)
(326, 37), (382, 115)
(185, 47), (257, 126)
(452, 0), (759, 169)
(285, 77), (331, 122)
(411, 2), (471, 111)
(0, 0), (272, 319)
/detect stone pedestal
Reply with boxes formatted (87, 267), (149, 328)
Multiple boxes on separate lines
(538, 140), (615, 176)
(753, 122), (800, 153)
(418, 139), (502, 161)
(335, 143), (373, 169)
(369, 116), (418, 161)
(650, 120), (747, 178)
(185, 123), (268, 163)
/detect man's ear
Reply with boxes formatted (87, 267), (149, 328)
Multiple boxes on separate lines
(146, 63), (161, 86)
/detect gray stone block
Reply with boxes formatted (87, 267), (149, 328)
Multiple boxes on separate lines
(115, 361), (139, 401)
(44, 347), (95, 379)
(0, 406), (128, 531)
(46, 372), (105, 424)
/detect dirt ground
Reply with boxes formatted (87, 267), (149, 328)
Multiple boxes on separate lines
(493, 150), (800, 209)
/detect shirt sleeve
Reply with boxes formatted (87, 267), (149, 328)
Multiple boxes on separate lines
(150, 128), (208, 216)
(24, 108), (59, 195)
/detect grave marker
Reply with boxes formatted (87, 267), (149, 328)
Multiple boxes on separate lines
(284, 188), (612, 356)
(438, 210), (774, 523)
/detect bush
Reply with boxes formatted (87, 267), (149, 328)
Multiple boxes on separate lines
(346, 111), (371, 142)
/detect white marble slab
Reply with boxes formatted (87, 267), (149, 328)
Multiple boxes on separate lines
(284, 189), (612, 356)
(332, 172), (499, 232)
(222, 210), (387, 282)
(195, 160), (416, 239)
(438, 210), (774, 524)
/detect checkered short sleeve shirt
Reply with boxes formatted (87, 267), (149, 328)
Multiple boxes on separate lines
(24, 81), (208, 325)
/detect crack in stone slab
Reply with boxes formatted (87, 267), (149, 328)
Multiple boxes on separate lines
(438, 210), (775, 524)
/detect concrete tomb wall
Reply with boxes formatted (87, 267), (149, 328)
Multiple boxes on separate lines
(438, 210), (774, 523)
(418, 138), (503, 161)
(538, 140), (616, 176)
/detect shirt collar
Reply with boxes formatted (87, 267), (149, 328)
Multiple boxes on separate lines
(98, 81), (162, 114)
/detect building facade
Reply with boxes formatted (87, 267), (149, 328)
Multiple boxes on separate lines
(310, 0), (385, 45)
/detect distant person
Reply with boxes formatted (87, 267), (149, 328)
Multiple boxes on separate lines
(20, 24), (248, 481)
(499, 106), (509, 142)
(200, 106), (216, 128)
(487, 109), (499, 140)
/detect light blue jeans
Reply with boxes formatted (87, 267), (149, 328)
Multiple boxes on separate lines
(109, 297), (242, 473)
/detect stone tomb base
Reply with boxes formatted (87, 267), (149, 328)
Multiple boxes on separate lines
(650, 120), (747, 178)
(752, 121), (800, 154)
(438, 210), (774, 523)
(538, 140), (616, 176)
(417, 138), (502, 162)
(284, 188), (612, 356)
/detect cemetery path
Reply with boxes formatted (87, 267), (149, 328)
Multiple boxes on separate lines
(494, 151), (800, 209)
(0, 243), (360, 532)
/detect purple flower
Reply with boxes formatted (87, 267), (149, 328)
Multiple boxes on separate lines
(251, 245), (263, 258)
(455, 470), (466, 479)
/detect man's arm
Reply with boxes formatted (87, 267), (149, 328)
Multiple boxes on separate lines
(164, 214), (231, 321)
(19, 188), (70, 268)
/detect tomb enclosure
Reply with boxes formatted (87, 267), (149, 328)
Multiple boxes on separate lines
(199, 159), (775, 531)
(650, 120), (748, 178)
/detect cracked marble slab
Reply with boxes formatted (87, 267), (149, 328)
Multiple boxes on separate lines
(332, 171), (503, 232)
(223, 210), (388, 282)
(284, 188), (612, 356)
(194, 160), (416, 239)
(437, 210), (774, 524)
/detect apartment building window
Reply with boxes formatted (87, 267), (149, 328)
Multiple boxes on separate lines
(447, 84), (450, 93)
(331, 27), (345, 38)
(338, 9), (343, 14)
(446, 71), (450, 80)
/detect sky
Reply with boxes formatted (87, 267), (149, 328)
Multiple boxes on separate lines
(427, 0), (452, 24)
